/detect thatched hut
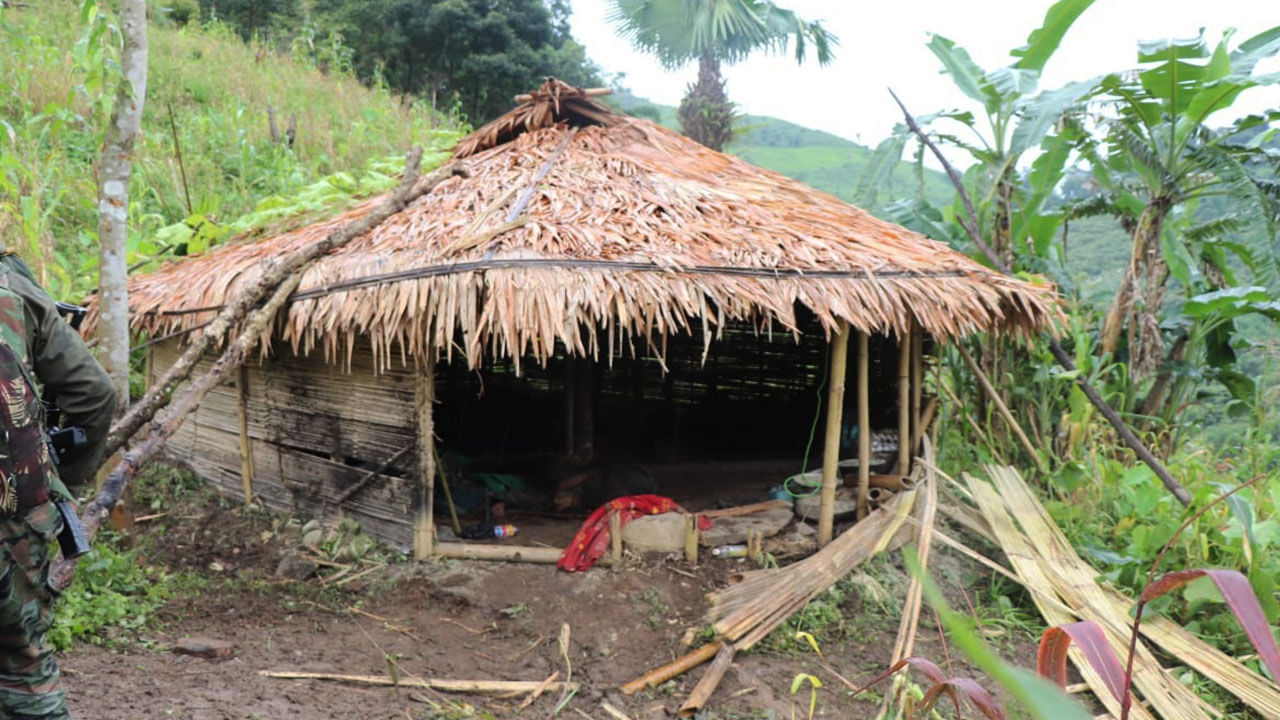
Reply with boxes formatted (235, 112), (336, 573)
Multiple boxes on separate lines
(124, 79), (1062, 557)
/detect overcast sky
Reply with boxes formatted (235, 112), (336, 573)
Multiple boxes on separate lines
(568, 0), (1280, 146)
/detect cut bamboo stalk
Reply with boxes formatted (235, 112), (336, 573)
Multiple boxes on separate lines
(885, 443), (937, 713)
(609, 511), (622, 567)
(856, 330), (870, 521)
(434, 543), (562, 563)
(620, 643), (722, 695)
(818, 322), (850, 546)
(414, 355), (436, 560)
(236, 365), (254, 506)
(957, 345), (1048, 475)
(260, 670), (577, 695)
(684, 514), (699, 564)
(897, 322), (911, 475)
(432, 448), (462, 535)
(678, 642), (735, 717)
(699, 500), (790, 519)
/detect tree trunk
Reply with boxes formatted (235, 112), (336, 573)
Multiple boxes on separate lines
(1099, 199), (1170, 378)
(96, 0), (149, 409)
(678, 54), (734, 152)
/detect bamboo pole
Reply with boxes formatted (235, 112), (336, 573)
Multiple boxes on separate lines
(818, 322), (851, 546)
(678, 642), (735, 717)
(856, 331), (870, 521)
(434, 543), (561, 563)
(609, 511), (623, 567)
(414, 355), (436, 560)
(620, 643), (722, 695)
(260, 670), (577, 695)
(956, 343), (1049, 475)
(897, 322), (911, 475)
(909, 327), (923, 456)
(433, 448), (462, 535)
(236, 365), (254, 506)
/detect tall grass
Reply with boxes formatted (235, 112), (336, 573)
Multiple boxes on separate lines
(0, 0), (462, 299)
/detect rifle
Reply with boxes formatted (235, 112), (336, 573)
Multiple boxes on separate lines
(43, 301), (92, 560)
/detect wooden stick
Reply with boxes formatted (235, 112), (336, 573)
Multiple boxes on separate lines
(260, 671), (577, 695)
(955, 343), (1048, 475)
(434, 543), (561, 563)
(236, 365), (254, 506)
(414, 355), (436, 560)
(856, 330), (871, 521)
(818, 322), (850, 546)
(609, 511), (622, 567)
(909, 326), (923, 457)
(103, 150), (464, 459)
(897, 322), (911, 475)
(620, 643), (722, 695)
(678, 642), (735, 717)
(699, 500), (790, 519)
(684, 514), (699, 564)
(334, 445), (413, 505)
(433, 447), (462, 535)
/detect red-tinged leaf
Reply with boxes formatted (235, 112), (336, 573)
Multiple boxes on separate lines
(918, 675), (1006, 720)
(1037, 621), (1126, 703)
(1142, 569), (1280, 682)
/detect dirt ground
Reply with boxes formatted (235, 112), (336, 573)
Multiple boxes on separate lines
(60, 481), (1041, 720)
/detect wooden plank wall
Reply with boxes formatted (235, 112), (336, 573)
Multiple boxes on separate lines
(153, 340), (419, 548)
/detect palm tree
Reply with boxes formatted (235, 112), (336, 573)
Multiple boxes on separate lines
(608, 0), (837, 151)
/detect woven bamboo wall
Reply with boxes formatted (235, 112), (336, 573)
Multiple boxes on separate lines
(153, 339), (420, 548)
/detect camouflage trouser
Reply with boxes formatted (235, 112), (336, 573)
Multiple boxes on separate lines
(0, 501), (67, 719)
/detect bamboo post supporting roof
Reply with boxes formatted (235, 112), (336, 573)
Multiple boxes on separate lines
(121, 78), (1065, 371)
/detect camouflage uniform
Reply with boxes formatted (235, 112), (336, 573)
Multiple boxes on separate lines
(0, 254), (115, 719)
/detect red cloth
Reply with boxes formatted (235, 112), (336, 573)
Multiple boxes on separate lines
(557, 495), (712, 572)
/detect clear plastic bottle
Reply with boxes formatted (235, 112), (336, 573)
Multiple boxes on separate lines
(711, 544), (747, 558)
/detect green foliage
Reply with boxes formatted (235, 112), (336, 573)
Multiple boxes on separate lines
(0, 0), (460, 299)
(48, 532), (198, 651)
(320, 0), (603, 124)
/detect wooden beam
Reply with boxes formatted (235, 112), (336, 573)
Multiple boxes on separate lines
(564, 356), (575, 457)
(237, 365), (254, 506)
(897, 322), (912, 475)
(856, 331), (871, 521)
(818, 322), (851, 546)
(414, 355), (436, 560)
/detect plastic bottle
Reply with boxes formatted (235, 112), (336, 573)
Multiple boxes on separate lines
(493, 524), (518, 539)
(711, 544), (747, 558)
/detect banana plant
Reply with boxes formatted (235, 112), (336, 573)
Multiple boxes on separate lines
(1084, 26), (1280, 379)
(865, 0), (1096, 273)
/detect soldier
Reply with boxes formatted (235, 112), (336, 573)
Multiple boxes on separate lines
(0, 252), (116, 719)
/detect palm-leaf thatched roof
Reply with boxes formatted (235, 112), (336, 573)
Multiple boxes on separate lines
(124, 78), (1063, 370)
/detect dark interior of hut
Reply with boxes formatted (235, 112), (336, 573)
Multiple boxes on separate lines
(431, 309), (921, 548)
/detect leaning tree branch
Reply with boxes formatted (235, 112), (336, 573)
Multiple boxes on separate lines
(888, 89), (1192, 507)
(103, 149), (468, 459)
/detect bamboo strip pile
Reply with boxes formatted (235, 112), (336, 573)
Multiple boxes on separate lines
(963, 465), (1277, 720)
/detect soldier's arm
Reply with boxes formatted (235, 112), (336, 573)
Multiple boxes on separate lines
(7, 263), (117, 489)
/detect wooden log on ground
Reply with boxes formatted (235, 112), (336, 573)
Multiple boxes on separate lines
(620, 643), (722, 695)
(818, 322), (850, 546)
(678, 642), (735, 717)
(102, 149), (466, 459)
(260, 670), (577, 695)
(434, 543), (562, 563)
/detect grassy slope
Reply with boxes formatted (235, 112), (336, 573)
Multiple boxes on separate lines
(0, 0), (455, 296)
